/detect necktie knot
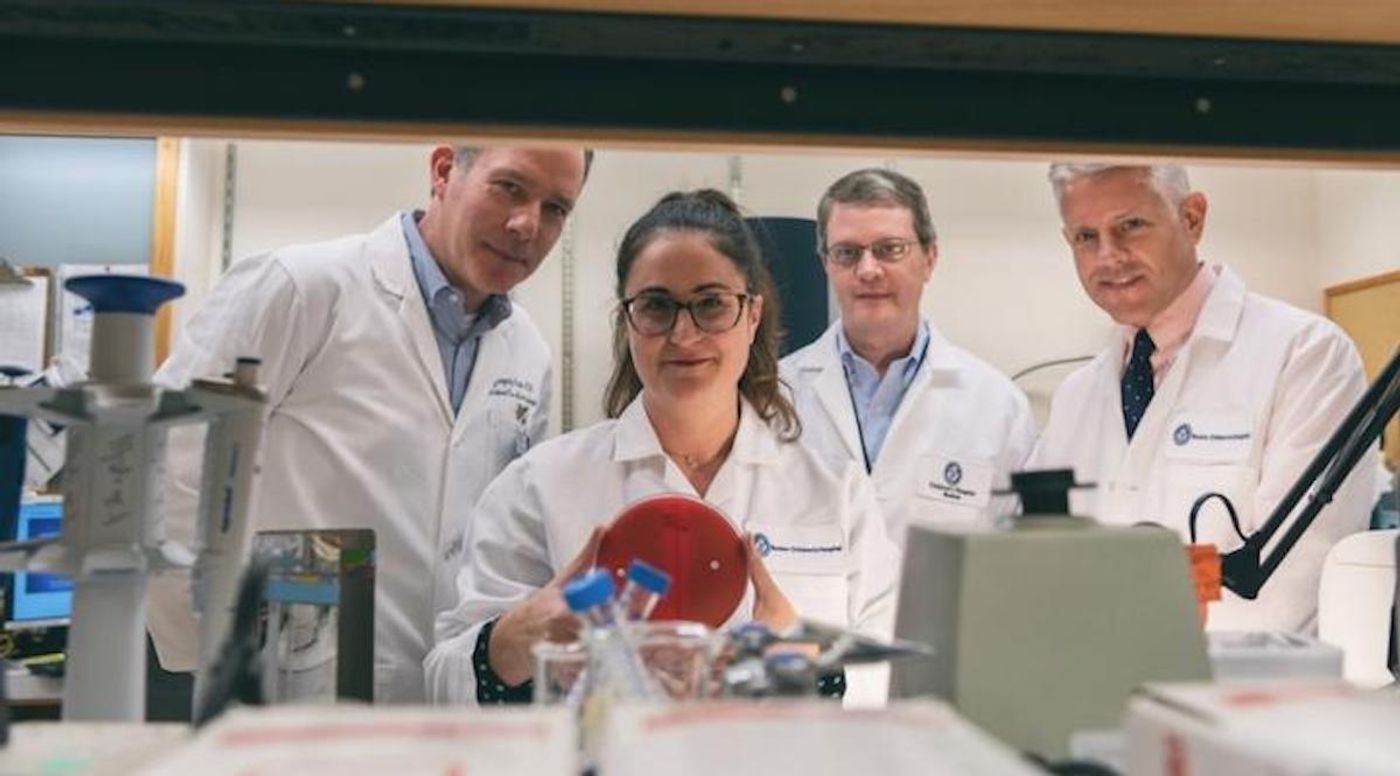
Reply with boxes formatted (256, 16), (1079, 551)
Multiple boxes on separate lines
(1122, 329), (1156, 440)
(1133, 329), (1156, 359)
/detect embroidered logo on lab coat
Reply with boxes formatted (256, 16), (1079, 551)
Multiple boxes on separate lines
(1165, 410), (1253, 463)
(918, 454), (993, 508)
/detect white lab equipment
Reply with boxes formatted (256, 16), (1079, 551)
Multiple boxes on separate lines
(1206, 631), (1344, 681)
(888, 470), (1211, 760)
(0, 275), (265, 721)
(1318, 528), (1398, 688)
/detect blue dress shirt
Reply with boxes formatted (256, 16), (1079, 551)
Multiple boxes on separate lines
(401, 211), (512, 414)
(837, 321), (931, 469)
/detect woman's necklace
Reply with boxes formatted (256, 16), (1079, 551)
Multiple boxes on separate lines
(665, 437), (735, 474)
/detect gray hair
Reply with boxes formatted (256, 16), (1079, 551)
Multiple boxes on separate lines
(453, 145), (596, 178)
(816, 168), (936, 254)
(1047, 163), (1191, 206)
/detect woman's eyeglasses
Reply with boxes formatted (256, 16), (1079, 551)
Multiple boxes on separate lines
(621, 291), (750, 336)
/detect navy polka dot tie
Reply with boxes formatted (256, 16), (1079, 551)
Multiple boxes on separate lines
(1121, 329), (1156, 440)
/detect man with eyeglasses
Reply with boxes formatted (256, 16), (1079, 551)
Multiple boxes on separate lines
(780, 168), (1037, 553)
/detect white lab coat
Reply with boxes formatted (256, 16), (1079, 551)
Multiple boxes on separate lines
(148, 214), (552, 703)
(424, 396), (899, 705)
(780, 321), (1038, 550)
(1030, 266), (1375, 633)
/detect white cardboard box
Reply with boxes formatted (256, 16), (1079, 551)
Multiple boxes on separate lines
(135, 705), (576, 776)
(602, 699), (1041, 776)
(1126, 680), (1400, 776)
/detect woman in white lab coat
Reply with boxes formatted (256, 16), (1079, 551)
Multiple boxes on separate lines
(424, 190), (897, 705)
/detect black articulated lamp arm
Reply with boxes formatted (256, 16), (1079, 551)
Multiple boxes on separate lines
(1190, 346), (1400, 600)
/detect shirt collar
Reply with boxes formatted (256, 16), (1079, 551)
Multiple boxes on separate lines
(1119, 262), (1216, 357)
(401, 210), (512, 328)
(612, 394), (780, 465)
(835, 319), (930, 385)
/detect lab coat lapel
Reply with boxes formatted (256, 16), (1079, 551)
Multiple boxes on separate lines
(367, 214), (454, 427)
(812, 350), (865, 466)
(1123, 267), (1246, 474)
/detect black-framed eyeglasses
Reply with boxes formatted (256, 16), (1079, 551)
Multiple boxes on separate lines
(621, 291), (750, 336)
(823, 238), (918, 268)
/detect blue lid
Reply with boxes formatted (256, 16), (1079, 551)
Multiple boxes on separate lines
(562, 568), (615, 612)
(764, 652), (810, 671)
(65, 275), (184, 315)
(626, 558), (671, 595)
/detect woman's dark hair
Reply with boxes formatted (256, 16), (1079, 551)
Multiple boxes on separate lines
(602, 189), (800, 440)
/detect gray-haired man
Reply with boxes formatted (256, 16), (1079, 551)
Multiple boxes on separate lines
(1029, 162), (1373, 633)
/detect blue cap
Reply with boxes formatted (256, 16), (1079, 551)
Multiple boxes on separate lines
(65, 275), (184, 315)
(764, 652), (810, 671)
(626, 558), (671, 595)
(562, 568), (615, 613)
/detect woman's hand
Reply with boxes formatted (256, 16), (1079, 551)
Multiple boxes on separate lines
(488, 526), (605, 686)
(745, 532), (798, 635)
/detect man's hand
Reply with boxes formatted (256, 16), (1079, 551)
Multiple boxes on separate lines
(488, 526), (605, 686)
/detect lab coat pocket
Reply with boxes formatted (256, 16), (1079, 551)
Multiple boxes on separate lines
(1164, 462), (1260, 548)
(749, 522), (849, 627)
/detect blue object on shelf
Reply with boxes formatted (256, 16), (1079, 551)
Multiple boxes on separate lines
(64, 275), (184, 315)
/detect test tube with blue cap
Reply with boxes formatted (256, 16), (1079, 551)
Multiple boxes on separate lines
(618, 558), (671, 621)
(562, 569), (655, 702)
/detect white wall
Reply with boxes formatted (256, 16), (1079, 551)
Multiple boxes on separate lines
(1313, 169), (1400, 288)
(170, 142), (1399, 435)
(170, 139), (228, 335)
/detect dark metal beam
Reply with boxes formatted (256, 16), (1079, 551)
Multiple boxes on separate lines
(1, 1), (1397, 152)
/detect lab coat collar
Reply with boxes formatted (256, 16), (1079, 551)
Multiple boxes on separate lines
(1188, 264), (1247, 344)
(612, 394), (781, 466)
(795, 323), (864, 463)
(368, 212), (413, 299)
(920, 322), (964, 376)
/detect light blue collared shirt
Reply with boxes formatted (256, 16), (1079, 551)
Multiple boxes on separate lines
(837, 321), (930, 469)
(401, 211), (512, 415)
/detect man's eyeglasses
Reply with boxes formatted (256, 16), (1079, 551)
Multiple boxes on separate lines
(823, 238), (918, 268)
(621, 291), (750, 336)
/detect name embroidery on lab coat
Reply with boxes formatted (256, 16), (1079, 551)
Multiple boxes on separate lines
(488, 377), (538, 406)
(752, 532), (841, 558)
(1165, 410), (1253, 463)
(1172, 422), (1251, 446)
(918, 455), (993, 508)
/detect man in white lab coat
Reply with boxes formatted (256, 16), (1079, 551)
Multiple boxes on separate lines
(1031, 163), (1375, 633)
(780, 169), (1037, 550)
(148, 146), (590, 703)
